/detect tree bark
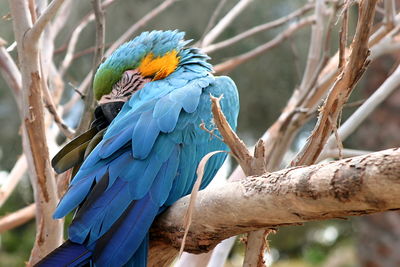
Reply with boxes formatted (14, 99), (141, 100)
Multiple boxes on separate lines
(148, 147), (400, 266)
(8, 0), (64, 264)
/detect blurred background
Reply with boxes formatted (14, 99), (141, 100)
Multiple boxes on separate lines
(1, 0), (400, 266)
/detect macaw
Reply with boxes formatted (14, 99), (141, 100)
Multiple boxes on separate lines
(37, 30), (239, 267)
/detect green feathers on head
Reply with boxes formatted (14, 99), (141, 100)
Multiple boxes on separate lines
(93, 68), (124, 100)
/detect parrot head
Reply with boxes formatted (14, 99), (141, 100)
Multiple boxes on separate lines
(92, 30), (211, 122)
(93, 30), (197, 103)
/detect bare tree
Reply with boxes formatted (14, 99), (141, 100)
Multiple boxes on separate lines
(1, 0), (400, 266)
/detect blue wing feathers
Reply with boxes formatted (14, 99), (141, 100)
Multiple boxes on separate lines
(107, 150), (132, 185)
(128, 155), (163, 198)
(98, 123), (135, 159)
(150, 146), (180, 205)
(132, 110), (160, 159)
(53, 176), (95, 219)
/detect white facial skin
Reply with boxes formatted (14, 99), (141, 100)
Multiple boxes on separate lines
(99, 69), (152, 105)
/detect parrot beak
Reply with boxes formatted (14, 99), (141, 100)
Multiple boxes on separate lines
(100, 101), (124, 123)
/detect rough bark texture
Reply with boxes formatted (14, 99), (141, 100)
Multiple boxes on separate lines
(148, 148), (400, 266)
(8, 0), (64, 264)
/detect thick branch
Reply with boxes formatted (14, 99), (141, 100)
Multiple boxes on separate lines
(149, 148), (400, 265)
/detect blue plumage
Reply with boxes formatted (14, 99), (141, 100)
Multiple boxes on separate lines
(40, 30), (239, 267)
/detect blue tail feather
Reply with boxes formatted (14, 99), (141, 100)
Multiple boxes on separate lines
(34, 240), (92, 267)
(93, 194), (158, 266)
(123, 234), (149, 267)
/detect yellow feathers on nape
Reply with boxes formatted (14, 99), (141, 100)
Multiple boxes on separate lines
(138, 50), (179, 80)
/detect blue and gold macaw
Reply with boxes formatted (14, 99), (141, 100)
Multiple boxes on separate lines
(37, 30), (239, 267)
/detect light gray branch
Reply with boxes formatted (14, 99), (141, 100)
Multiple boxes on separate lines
(149, 148), (400, 266)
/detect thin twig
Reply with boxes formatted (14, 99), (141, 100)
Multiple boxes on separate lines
(58, 15), (94, 76)
(51, 0), (75, 37)
(203, 3), (314, 54)
(214, 16), (315, 73)
(210, 95), (268, 267)
(298, 0), (326, 93)
(199, 0), (228, 46)
(42, 76), (75, 138)
(58, 0), (117, 76)
(75, 0), (105, 135)
(201, 0), (253, 47)
(321, 148), (372, 160)
(0, 155), (27, 208)
(28, 0), (37, 23)
(63, 72), (92, 114)
(179, 151), (226, 256)
(384, 0), (396, 28)
(338, 3), (349, 69)
(0, 39), (22, 109)
(92, 0), (106, 73)
(0, 204), (36, 234)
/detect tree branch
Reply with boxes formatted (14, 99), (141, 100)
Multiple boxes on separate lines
(8, 0), (63, 264)
(27, 0), (66, 43)
(202, 3), (313, 54)
(0, 38), (22, 109)
(214, 16), (315, 74)
(42, 80), (75, 139)
(198, 0), (228, 46)
(201, 0), (253, 47)
(321, 62), (400, 157)
(0, 155), (27, 208)
(149, 147), (400, 265)
(298, 0), (327, 93)
(0, 204), (36, 234)
(384, 0), (396, 28)
(292, 0), (379, 166)
(75, 0), (106, 135)
(58, 0), (117, 76)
